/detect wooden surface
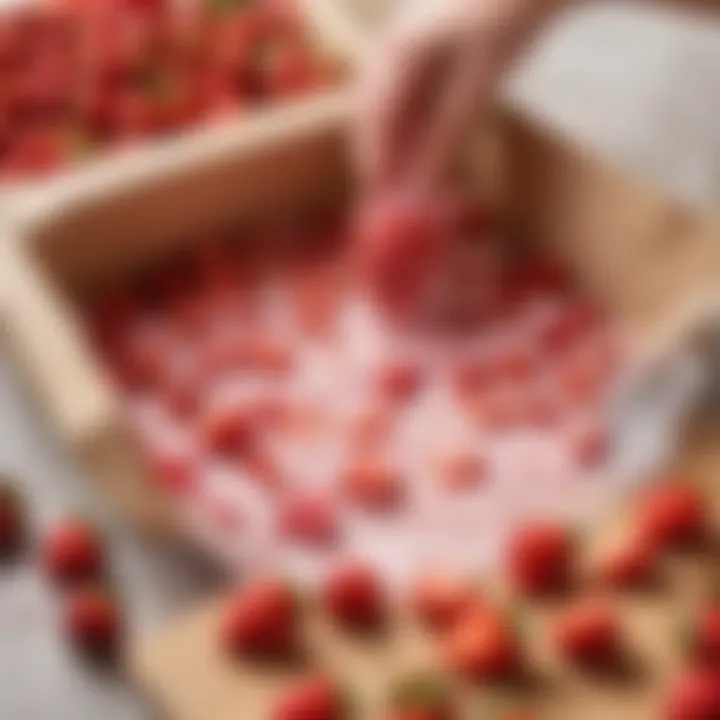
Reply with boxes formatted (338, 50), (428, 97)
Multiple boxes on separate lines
(130, 418), (720, 720)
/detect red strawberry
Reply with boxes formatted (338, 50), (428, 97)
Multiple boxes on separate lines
(356, 192), (448, 317)
(506, 521), (575, 596)
(116, 323), (170, 389)
(554, 601), (621, 666)
(341, 459), (405, 513)
(540, 302), (597, 355)
(247, 335), (293, 375)
(492, 348), (534, 384)
(198, 399), (257, 458)
(442, 605), (520, 681)
(438, 452), (488, 492)
(158, 360), (202, 419)
(279, 493), (339, 547)
(220, 578), (297, 658)
(256, 37), (313, 98)
(637, 481), (706, 548)
(322, 561), (385, 629)
(0, 483), (24, 557)
(200, 329), (252, 376)
(515, 256), (568, 297)
(410, 574), (477, 632)
(451, 358), (494, 397)
(64, 586), (122, 658)
(272, 675), (345, 720)
(687, 606), (720, 667)
(40, 518), (104, 587)
(376, 360), (423, 402)
(388, 672), (454, 720)
(597, 535), (657, 589)
(666, 668), (720, 720)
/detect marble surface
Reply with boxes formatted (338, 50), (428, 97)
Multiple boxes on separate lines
(1, 3), (720, 719)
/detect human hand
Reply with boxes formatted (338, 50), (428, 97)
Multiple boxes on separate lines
(354, 0), (568, 190)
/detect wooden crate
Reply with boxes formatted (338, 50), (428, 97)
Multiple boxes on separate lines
(0, 0), (354, 207)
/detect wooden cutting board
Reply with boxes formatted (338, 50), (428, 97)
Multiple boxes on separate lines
(130, 419), (720, 720)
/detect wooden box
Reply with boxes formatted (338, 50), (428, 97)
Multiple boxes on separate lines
(0, 0), (353, 205)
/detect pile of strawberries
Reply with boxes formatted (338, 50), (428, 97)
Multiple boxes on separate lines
(83, 202), (618, 541)
(0, 479), (123, 661)
(0, 0), (336, 180)
(218, 478), (719, 719)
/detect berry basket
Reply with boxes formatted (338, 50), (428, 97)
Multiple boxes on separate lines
(0, 0), (351, 197)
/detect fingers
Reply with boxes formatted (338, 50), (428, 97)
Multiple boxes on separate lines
(354, 0), (563, 194)
(353, 25), (434, 189)
(412, 34), (493, 188)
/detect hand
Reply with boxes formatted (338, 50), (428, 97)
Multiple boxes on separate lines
(354, 0), (567, 190)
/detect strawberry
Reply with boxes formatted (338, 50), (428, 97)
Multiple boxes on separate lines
(356, 192), (448, 317)
(443, 605), (520, 681)
(554, 601), (621, 666)
(514, 256), (568, 297)
(686, 606), (720, 668)
(376, 360), (423, 402)
(278, 493), (339, 547)
(410, 574), (477, 632)
(272, 675), (346, 720)
(116, 323), (170, 389)
(451, 358), (494, 397)
(64, 585), (122, 659)
(246, 335), (293, 375)
(540, 302), (597, 355)
(220, 578), (297, 659)
(492, 348), (534, 384)
(438, 452), (488, 492)
(597, 535), (657, 589)
(387, 673), (454, 720)
(157, 359), (202, 419)
(255, 36), (313, 98)
(341, 459), (405, 513)
(40, 517), (104, 587)
(666, 668), (720, 720)
(637, 481), (706, 548)
(506, 520), (575, 596)
(0, 482), (25, 557)
(322, 561), (385, 629)
(200, 328), (252, 376)
(198, 399), (257, 458)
